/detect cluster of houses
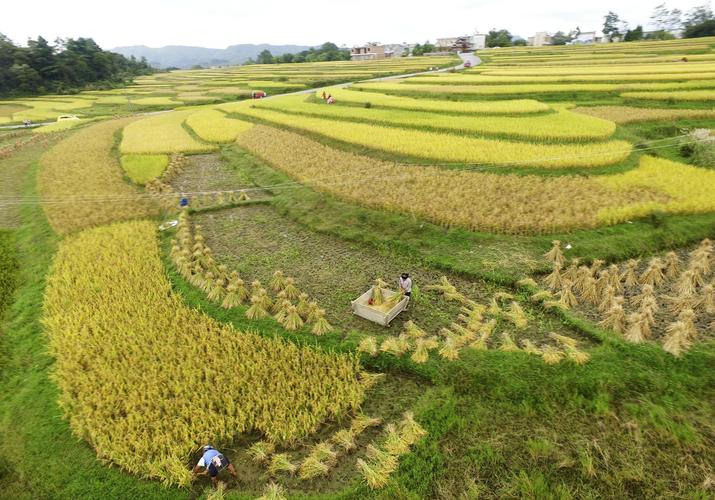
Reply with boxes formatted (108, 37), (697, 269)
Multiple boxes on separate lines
(350, 33), (487, 61)
(350, 25), (686, 60)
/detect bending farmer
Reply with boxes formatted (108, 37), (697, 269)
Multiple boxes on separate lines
(399, 273), (413, 308)
(193, 445), (238, 485)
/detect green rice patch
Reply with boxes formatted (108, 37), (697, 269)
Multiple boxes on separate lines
(120, 154), (169, 184)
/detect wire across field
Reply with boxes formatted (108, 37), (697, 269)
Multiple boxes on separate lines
(237, 126), (715, 234)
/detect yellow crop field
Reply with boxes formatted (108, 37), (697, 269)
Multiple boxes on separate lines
(411, 72), (715, 84)
(130, 96), (182, 106)
(621, 90), (715, 101)
(477, 62), (715, 76)
(353, 80), (715, 96)
(185, 108), (254, 142)
(237, 126), (700, 233)
(206, 87), (255, 95)
(483, 54), (715, 67)
(93, 95), (130, 104)
(319, 88), (550, 114)
(572, 106), (715, 124)
(43, 220), (366, 485)
(246, 81), (305, 89)
(38, 118), (159, 234)
(596, 156), (715, 224)
(254, 95), (616, 141)
(233, 106), (630, 168)
(120, 110), (217, 154)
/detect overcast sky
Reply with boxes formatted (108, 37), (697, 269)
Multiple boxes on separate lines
(3, 0), (709, 49)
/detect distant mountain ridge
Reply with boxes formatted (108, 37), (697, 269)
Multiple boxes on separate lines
(111, 44), (314, 69)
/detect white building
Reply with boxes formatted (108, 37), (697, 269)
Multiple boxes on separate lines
(469, 33), (487, 50)
(436, 37), (458, 49)
(572, 31), (606, 44)
(437, 32), (487, 51)
(528, 32), (553, 47)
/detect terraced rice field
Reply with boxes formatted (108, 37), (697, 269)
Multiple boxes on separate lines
(0, 56), (457, 124)
(1, 35), (714, 500)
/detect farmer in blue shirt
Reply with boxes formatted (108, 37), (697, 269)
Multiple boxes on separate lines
(193, 445), (238, 486)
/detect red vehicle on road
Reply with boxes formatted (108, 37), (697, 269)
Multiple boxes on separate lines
(463, 60), (472, 68)
(252, 90), (267, 99)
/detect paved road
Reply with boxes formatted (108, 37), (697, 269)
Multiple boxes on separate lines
(0, 122), (52, 131)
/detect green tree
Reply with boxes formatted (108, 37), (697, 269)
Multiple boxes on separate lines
(550, 31), (572, 45)
(256, 49), (274, 64)
(0, 33), (153, 97)
(624, 25), (644, 41)
(486, 29), (512, 47)
(603, 11), (623, 41)
(684, 19), (715, 37)
(9, 63), (42, 93)
(27, 36), (57, 80)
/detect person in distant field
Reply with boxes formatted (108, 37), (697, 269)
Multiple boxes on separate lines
(193, 445), (237, 486)
(321, 91), (327, 100)
(399, 273), (413, 308)
(326, 94), (335, 104)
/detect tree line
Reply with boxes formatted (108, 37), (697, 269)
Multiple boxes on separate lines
(480, 2), (714, 48)
(0, 34), (153, 97)
(249, 42), (351, 64)
(603, 3), (715, 42)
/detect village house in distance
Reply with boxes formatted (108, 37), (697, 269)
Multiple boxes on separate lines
(350, 32), (486, 60)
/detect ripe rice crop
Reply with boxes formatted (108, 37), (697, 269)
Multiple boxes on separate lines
(93, 95), (130, 104)
(483, 54), (715, 67)
(129, 96), (182, 106)
(237, 126), (687, 233)
(206, 87), (255, 95)
(42, 220), (366, 486)
(246, 81), (305, 89)
(478, 63), (715, 76)
(120, 154), (169, 184)
(120, 110), (217, 154)
(621, 90), (715, 101)
(352, 80), (715, 96)
(233, 107), (630, 168)
(254, 96), (615, 141)
(596, 156), (715, 224)
(316, 88), (549, 114)
(410, 72), (715, 84)
(571, 106), (715, 124)
(38, 118), (159, 234)
(185, 108), (254, 143)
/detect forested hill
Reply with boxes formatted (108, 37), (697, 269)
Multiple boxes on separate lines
(0, 35), (154, 97)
